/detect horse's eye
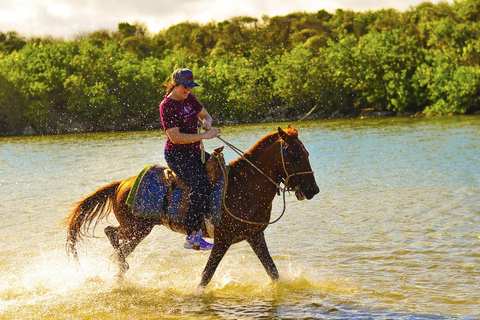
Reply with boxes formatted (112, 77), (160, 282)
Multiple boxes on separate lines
(290, 151), (301, 160)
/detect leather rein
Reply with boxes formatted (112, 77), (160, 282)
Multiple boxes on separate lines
(215, 136), (314, 225)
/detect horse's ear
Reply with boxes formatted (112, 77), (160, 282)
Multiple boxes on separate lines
(213, 146), (224, 154)
(278, 127), (289, 142)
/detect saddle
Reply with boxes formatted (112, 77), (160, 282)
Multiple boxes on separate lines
(125, 147), (226, 235)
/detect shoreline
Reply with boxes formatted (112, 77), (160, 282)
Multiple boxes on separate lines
(11, 110), (480, 138)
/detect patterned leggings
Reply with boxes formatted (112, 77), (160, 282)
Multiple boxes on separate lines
(164, 150), (211, 235)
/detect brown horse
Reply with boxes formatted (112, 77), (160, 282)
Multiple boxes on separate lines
(63, 125), (319, 288)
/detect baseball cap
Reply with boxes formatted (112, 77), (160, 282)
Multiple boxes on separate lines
(172, 68), (200, 87)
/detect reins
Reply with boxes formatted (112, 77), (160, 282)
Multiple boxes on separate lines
(215, 136), (313, 225)
(217, 137), (284, 192)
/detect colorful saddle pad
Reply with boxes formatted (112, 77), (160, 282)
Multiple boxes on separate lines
(126, 164), (225, 226)
(126, 164), (169, 218)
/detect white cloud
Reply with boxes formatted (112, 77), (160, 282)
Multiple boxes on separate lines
(0, 0), (452, 38)
(46, 1), (74, 19)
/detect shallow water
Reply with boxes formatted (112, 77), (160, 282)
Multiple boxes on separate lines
(1, 116), (479, 319)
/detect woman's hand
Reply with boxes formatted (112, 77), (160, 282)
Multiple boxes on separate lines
(203, 128), (221, 139)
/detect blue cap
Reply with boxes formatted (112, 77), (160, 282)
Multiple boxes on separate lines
(172, 68), (200, 87)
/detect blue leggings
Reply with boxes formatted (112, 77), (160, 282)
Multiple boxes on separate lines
(164, 150), (211, 236)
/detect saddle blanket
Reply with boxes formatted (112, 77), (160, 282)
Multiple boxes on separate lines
(126, 164), (224, 226)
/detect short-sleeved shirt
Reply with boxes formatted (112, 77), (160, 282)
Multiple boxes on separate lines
(159, 93), (204, 153)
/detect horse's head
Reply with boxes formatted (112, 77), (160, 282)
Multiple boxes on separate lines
(206, 146), (225, 183)
(277, 126), (319, 200)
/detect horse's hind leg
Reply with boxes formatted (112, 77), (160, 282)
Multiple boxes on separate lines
(104, 226), (129, 276)
(105, 222), (155, 279)
(105, 226), (120, 249)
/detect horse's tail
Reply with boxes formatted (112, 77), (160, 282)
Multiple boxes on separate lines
(62, 181), (121, 259)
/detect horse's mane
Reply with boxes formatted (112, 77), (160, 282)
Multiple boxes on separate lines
(229, 126), (298, 167)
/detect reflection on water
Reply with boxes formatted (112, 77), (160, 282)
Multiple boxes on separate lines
(1, 116), (479, 319)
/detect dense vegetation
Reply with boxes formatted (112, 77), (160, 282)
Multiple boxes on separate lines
(1, 0), (479, 135)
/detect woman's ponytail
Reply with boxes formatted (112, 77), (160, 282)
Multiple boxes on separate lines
(165, 81), (177, 98)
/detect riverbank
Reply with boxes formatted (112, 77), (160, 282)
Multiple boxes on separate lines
(15, 108), (480, 137)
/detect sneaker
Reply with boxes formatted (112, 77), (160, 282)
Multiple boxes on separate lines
(198, 236), (214, 250)
(184, 230), (213, 251)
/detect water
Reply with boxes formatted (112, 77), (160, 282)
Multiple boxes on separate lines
(1, 116), (479, 319)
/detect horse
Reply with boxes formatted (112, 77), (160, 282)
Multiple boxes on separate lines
(63, 125), (319, 288)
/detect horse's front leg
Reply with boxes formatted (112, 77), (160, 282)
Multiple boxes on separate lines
(199, 240), (231, 289)
(246, 231), (279, 281)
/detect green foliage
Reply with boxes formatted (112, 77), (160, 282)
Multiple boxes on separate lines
(0, 31), (27, 53)
(1, 0), (480, 135)
(1, 41), (77, 133)
(328, 30), (426, 112)
(63, 40), (163, 131)
(272, 44), (348, 114)
(194, 53), (276, 122)
(0, 70), (28, 134)
(416, 39), (480, 115)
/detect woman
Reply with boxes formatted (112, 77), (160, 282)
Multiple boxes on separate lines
(160, 68), (221, 250)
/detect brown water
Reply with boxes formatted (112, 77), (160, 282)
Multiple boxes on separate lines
(1, 116), (479, 319)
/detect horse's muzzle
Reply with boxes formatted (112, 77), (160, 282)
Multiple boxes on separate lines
(296, 184), (319, 200)
(295, 189), (306, 200)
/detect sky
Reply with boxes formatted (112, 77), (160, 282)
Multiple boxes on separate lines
(0, 0), (449, 39)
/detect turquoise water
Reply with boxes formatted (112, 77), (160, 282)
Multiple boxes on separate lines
(0, 116), (479, 319)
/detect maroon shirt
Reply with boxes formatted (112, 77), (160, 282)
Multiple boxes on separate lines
(159, 93), (204, 153)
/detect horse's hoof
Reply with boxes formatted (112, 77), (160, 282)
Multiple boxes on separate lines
(115, 273), (125, 283)
(119, 261), (129, 273)
(195, 284), (206, 295)
(115, 262), (129, 281)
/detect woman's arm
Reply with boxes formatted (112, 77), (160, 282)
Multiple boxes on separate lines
(165, 127), (220, 144)
(198, 108), (213, 130)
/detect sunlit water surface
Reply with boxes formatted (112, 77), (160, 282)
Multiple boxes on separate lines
(1, 116), (479, 319)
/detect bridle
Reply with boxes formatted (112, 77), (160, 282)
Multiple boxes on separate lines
(280, 142), (314, 193)
(215, 136), (314, 225)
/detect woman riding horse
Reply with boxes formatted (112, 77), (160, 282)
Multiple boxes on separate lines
(160, 68), (221, 250)
(64, 125), (319, 289)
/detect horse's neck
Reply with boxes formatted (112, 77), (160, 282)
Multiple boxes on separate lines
(225, 136), (284, 221)
(229, 137), (282, 195)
